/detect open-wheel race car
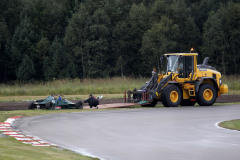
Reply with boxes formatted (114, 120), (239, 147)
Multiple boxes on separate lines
(28, 95), (83, 110)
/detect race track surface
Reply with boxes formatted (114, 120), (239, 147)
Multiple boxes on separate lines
(14, 105), (240, 160)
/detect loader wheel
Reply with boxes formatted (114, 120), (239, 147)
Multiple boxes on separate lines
(76, 101), (83, 109)
(141, 100), (157, 107)
(196, 84), (217, 106)
(46, 102), (54, 110)
(161, 85), (182, 107)
(180, 99), (196, 106)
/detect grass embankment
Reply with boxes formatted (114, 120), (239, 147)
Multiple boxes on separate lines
(0, 137), (98, 160)
(222, 75), (240, 95)
(218, 119), (240, 131)
(0, 77), (147, 97)
(0, 75), (239, 98)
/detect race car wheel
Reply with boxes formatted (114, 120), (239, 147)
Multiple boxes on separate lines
(46, 102), (54, 110)
(28, 102), (34, 109)
(76, 101), (83, 109)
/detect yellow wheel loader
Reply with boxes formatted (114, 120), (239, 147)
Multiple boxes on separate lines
(127, 53), (228, 107)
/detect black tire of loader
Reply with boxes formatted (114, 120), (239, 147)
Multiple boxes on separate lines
(161, 85), (182, 107)
(196, 83), (217, 106)
(180, 99), (196, 106)
(141, 100), (157, 107)
(76, 101), (83, 109)
(46, 102), (54, 110)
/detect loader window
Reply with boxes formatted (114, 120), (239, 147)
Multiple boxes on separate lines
(178, 57), (184, 77)
(185, 56), (193, 78)
(167, 55), (179, 72)
(178, 56), (193, 78)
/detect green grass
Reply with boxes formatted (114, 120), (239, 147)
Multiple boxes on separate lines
(0, 76), (239, 97)
(222, 75), (240, 94)
(218, 119), (240, 131)
(0, 77), (148, 96)
(0, 136), (98, 160)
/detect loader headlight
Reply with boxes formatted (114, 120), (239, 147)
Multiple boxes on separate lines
(219, 79), (222, 85)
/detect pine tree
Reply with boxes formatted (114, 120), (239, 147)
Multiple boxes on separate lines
(116, 55), (125, 77)
(141, 16), (180, 74)
(202, 2), (240, 74)
(35, 37), (51, 79)
(64, 4), (90, 78)
(50, 36), (66, 79)
(11, 16), (39, 76)
(112, 3), (149, 76)
(43, 56), (52, 80)
(0, 21), (10, 81)
(16, 55), (36, 81)
(86, 8), (110, 78)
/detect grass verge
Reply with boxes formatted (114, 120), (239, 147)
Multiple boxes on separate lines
(0, 136), (98, 160)
(0, 77), (147, 96)
(0, 76), (239, 97)
(218, 119), (240, 131)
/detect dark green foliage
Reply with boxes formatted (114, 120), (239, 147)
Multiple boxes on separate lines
(16, 55), (36, 81)
(0, 21), (11, 81)
(0, 0), (239, 82)
(11, 16), (39, 69)
(141, 16), (180, 74)
(64, 5), (90, 78)
(86, 8), (111, 78)
(44, 37), (72, 80)
(116, 55), (126, 77)
(202, 2), (240, 74)
(112, 3), (150, 76)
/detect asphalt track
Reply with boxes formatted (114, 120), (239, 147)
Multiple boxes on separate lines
(14, 104), (240, 160)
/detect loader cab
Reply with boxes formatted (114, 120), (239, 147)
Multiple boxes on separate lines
(165, 53), (197, 79)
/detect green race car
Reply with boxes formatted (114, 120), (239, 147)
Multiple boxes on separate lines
(28, 95), (83, 110)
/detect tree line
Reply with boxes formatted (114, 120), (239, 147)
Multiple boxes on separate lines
(0, 0), (239, 82)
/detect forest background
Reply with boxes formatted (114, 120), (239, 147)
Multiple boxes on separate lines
(0, 0), (240, 82)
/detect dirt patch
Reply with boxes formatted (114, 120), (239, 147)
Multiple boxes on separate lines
(216, 95), (240, 103)
(0, 95), (239, 111)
